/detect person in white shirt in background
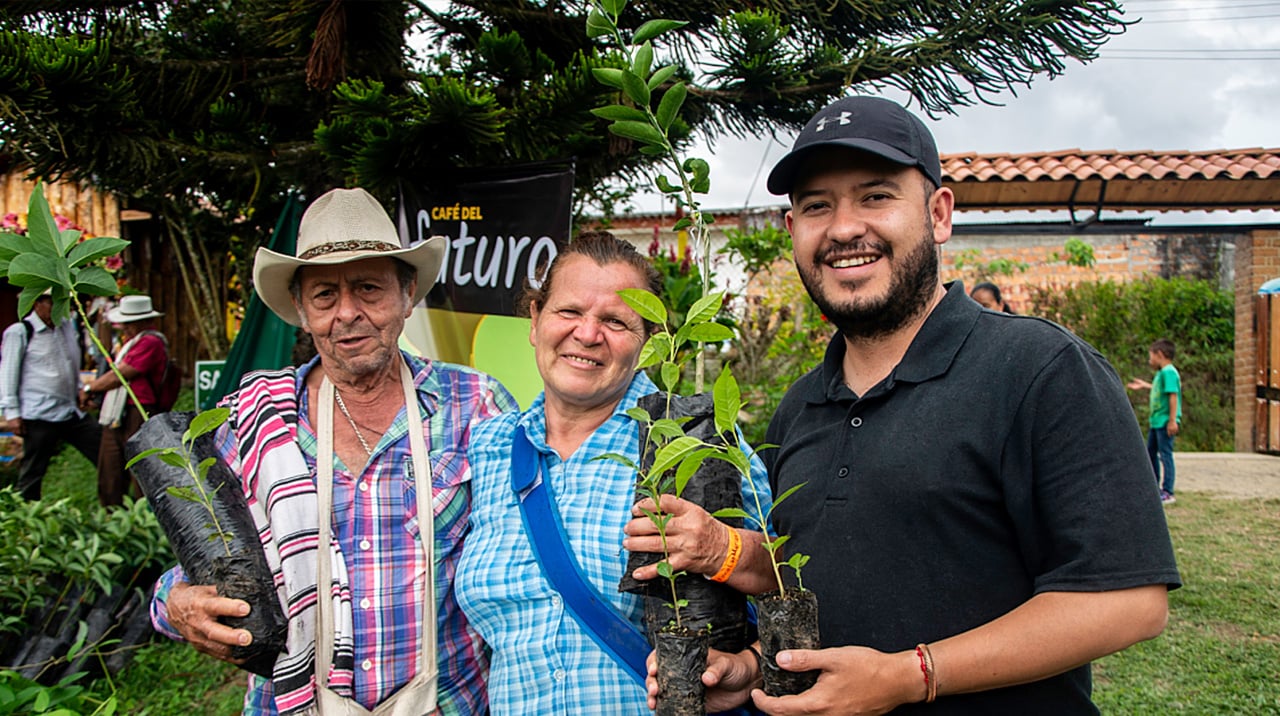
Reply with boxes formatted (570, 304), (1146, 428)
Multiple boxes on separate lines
(0, 293), (101, 500)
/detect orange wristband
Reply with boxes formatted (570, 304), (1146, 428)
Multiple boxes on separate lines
(708, 526), (743, 583)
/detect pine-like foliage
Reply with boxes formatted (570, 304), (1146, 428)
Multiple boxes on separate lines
(0, 0), (1129, 244)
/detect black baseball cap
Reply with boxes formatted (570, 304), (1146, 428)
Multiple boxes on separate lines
(767, 96), (942, 195)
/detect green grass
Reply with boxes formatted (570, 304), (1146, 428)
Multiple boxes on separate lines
(26, 401), (1280, 713)
(1094, 493), (1280, 713)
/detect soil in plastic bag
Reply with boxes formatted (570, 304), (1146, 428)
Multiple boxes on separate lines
(757, 589), (821, 696)
(655, 628), (708, 716)
(620, 391), (750, 652)
(127, 412), (288, 677)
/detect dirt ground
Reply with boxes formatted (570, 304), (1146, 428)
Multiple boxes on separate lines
(1173, 452), (1280, 499)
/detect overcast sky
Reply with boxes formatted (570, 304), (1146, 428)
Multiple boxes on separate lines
(631, 0), (1280, 225)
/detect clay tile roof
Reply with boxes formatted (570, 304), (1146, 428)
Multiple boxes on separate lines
(941, 148), (1280, 213)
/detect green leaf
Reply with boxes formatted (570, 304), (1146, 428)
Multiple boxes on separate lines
(165, 485), (199, 502)
(158, 452), (190, 469)
(591, 67), (624, 89)
(125, 446), (174, 469)
(675, 448), (716, 495)
(197, 456), (217, 481)
(650, 435), (702, 476)
(610, 119), (665, 148)
(625, 406), (652, 423)
(16, 286), (41, 321)
(24, 184), (61, 255)
(0, 229), (37, 260)
(713, 367), (741, 436)
(8, 253), (67, 289)
(590, 105), (649, 122)
(636, 332), (669, 369)
(617, 288), (667, 325)
(661, 361), (679, 392)
(647, 418), (685, 441)
(57, 228), (82, 255)
(656, 561), (673, 579)
(672, 217), (693, 232)
(586, 8), (614, 38)
(591, 451), (639, 471)
(66, 236), (130, 268)
(655, 175), (682, 194)
(620, 69), (651, 107)
(720, 445), (751, 477)
(686, 322), (733, 343)
(632, 19), (688, 44)
(73, 265), (120, 296)
(772, 481), (807, 510)
(684, 157), (712, 193)
(712, 506), (753, 520)
(655, 82), (687, 130)
(770, 534), (791, 552)
(633, 41), (653, 79)
(686, 291), (724, 326)
(599, 0), (626, 15)
(647, 65), (678, 90)
(185, 407), (230, 442)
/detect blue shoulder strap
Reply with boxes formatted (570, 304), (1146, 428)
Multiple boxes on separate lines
(510, 424), (651, 684)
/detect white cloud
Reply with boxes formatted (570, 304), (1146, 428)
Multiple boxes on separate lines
(630, 0), (1280, 225)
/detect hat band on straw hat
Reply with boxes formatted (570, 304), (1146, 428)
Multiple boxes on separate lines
(299, 240), (402, 261)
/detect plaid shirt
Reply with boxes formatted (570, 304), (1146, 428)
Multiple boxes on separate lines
(456, 372), (771, 715)
(153, 354), (515, 715)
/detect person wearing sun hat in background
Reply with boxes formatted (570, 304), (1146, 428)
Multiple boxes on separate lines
(149, 187), (516, 715)
(82, 293), (169, 508)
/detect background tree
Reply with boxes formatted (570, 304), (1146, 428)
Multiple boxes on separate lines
(0, 0), (1129, 357)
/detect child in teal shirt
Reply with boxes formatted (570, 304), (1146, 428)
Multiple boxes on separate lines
(1127, 339), (1182, 503)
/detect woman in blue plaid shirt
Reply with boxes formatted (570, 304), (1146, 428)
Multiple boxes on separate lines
(457, 232), (773, 715)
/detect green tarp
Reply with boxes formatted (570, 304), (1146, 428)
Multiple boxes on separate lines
(203, 195), (302, 409)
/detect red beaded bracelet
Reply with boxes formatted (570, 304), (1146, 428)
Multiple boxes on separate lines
(915, 643), (937, 703)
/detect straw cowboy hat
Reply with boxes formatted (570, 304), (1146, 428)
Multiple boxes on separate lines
(253, 187), (446, 327)
(106, 295), (164, 323)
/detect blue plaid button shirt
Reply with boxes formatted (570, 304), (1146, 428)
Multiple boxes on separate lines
(456, 372), (771, 715)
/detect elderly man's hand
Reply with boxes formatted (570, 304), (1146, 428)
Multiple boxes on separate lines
(623, 494), (731, 579)
(167, 581), (253, 664)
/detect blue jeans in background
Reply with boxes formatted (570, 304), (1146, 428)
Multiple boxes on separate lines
(1146, 427), (1176, 494)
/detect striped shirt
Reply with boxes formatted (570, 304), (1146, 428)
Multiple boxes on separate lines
(153, 353), (515, 714)
(455, 371), (771, 715)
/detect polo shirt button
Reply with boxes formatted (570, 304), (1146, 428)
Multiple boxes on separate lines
(850, 417), (863, 427)
(358, 481), (369, 492)
(361, 659), (373, 671)
(837, 467), (849, 478)
(551, 595), (561, 607)
(553, 669), (566, 681)
(360, 597), (371, 609)
(359, 539), (372, 550)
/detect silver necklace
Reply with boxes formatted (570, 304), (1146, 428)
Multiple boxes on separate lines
(333, 390), (374, 457)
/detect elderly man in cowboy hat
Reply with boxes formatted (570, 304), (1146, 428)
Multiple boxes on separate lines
(149, 187), (516, 715)
(82, 293), (170, 507)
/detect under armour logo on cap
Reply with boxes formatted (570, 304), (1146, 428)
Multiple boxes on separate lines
(814, 112), (853, 133)
(766, 96), (942, 195)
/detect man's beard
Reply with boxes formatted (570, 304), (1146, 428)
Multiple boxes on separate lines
(800, 222), (939, 341)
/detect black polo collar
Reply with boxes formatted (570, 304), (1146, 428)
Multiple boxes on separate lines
(811, 281), (980, 402)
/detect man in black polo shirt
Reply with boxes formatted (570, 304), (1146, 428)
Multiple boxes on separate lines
(694, 97), (1181, 714)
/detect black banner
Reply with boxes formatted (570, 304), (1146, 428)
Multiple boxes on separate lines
(398, 162), (573, 316)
